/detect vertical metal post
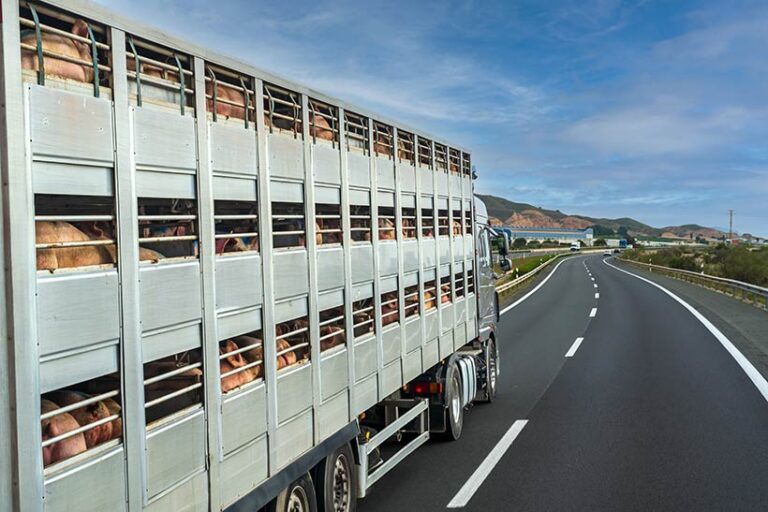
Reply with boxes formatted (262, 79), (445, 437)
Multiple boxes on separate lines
(369, 118), (383, 397)
(414, 136), (427, 359)
(391, 127), (408, 371)
(338, 106), (356, 420)
(0, 11), (14, 506)
(1, 1), (43, 508)
(110, 28), (147, 511)
(254, 80), (279, 475)
(193, 56), (222, 510)
(302, 94), (322, 444)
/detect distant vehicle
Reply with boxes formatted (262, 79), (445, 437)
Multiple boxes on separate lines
(619, 238), (628, 250)
(613, 248), (621, 253)
(603, 249), (612, 257)
(570, 242), (581, 252)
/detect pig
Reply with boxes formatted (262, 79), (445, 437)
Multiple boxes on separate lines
(441, 284), (451, 304)
(320, 325), (345, 351)
(36, 221), (113, 271)
(453, 220), (462, 236)
(402, 218), (416, 239)
(37, 220), (164, 271)
(381, 292), (399, 326)
(144, 360), (203, 392)
(206, 80), (246, 120)
(277, 339), (297, 368)
(47, 390), (113, 448)
(233, 336), (264, 379)
(424, 289), (437, 310)
(21, 19), (93, 83)
(311, 114), (334, 141)
(378, 218), (396, 241)
(42, 399), (88, 466)
(102, 397), (122, 440)
(219, 339), (257, 392)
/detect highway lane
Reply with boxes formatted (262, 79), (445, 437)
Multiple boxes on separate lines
(359, 254), (768, 511)
(359, 254), (597, 511)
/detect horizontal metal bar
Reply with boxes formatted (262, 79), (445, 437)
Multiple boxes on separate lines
(364, 399), (428, 453)
(221, 359), (262, 379)
(35, 215), (114, 222)
(144, 362), (202, 386)
(40, 389), (120, 421)
(145, 383), (202, 409)
(41, 413), (120, 448)
(20, 17), (110, 50)
(138, 214), (196, 221)
(214, 232), (258, 239)
(20, 43), (112, 72)
(215, 214), (258, 220)
(275, 326), (309, 341)
(219, 342), (262, 360)
(36, 239), (114, 249)
(276, 342), (308, 358)
(138, 235), (197, 243)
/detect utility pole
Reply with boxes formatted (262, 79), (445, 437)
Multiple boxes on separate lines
(728, 209), (734, 242)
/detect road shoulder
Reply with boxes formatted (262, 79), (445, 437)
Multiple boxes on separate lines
(613, 258), (768, 381)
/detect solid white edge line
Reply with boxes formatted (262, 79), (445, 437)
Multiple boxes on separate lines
(604, 259), (768, 404)
(565, 337), (584, 358)
(589, 307), (597, 317)
(447, 420), (529, 508)
(499, 258), (568, 316)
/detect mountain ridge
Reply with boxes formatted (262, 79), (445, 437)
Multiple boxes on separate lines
(476, 194), (726, 239)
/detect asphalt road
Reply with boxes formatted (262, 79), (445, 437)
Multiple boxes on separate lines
(359, 254), (768, 512)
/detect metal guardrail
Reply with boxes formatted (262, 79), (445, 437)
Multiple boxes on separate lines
(495, 247), (609, 294)
(620, 258), (768, 311)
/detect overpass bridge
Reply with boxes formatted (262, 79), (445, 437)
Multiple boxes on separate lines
(360, 254), (768, 511)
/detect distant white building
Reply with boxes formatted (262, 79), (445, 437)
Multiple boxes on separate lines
(498, 226), (594, 246)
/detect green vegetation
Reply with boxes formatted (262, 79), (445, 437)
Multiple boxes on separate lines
(513, 237), (527, 249)
(496, 253), (560, 289)
(622, 245), (768, 286)
(594, 238), (607, 247)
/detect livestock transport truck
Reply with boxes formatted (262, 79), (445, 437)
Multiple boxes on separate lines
(0, 1), (511, 510)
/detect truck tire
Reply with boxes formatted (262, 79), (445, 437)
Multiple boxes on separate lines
(482, 339), (499, 403)
(440, 366), (464, 441)
(316, 442), (357, 512)
(267, 472), (318, 512)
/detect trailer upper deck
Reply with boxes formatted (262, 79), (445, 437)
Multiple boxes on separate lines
(0, 1), (479, 510)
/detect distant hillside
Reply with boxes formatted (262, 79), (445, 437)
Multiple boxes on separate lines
(477, 194), (726, 240)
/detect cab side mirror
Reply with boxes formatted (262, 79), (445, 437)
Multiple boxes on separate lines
(500, 257), (511, 272)
(498, 235), (509, 257)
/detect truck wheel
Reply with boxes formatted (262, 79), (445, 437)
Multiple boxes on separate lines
(268, 473), (318, 512)
(441, 367), (464, 441)
(483, 339), (499, 403)
(316, 443), (357, 512)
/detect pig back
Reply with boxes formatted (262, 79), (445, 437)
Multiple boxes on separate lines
(47, 390), (113, 447)
(41, 399), (87, 466)
(36, 221), (114, 270)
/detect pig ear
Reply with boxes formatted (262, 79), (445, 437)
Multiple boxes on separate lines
(71, 19), (89, 38)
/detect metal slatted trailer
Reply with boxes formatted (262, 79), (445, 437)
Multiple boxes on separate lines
(0, 1), (510, 510)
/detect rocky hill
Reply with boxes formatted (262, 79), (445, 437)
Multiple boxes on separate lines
(477, 194), (726, 240)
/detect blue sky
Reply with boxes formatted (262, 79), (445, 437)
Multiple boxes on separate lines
(97, 0), (767, 236)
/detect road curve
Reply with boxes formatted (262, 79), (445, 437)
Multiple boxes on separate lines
(358, 254), (768, 512)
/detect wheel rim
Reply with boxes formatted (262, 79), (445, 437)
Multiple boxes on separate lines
(450, 375), (461, 422)
(332, 454), (351, 512)
(287, 484), (310, 512)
